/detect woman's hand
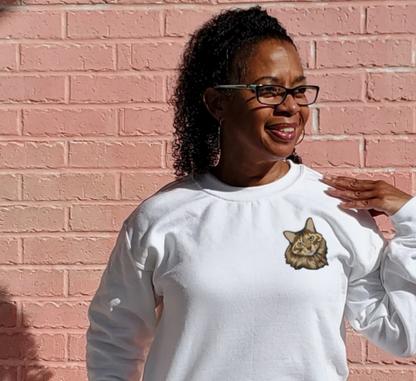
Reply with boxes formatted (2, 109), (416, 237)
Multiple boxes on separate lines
(322, 175), (413, 216)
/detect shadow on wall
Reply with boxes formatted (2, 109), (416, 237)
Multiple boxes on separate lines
(0, 285), (53, 381)
(0, 0), (18, 13)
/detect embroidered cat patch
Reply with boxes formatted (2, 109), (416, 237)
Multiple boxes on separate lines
(283, 218), (328, 270)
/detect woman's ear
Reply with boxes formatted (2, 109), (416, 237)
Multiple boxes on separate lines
(203, 87), (227, 121)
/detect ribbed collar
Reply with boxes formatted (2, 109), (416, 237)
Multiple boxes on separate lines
(193, 161), (304, 201)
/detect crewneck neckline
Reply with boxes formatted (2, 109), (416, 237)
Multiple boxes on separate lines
(193, 161), (304, 201)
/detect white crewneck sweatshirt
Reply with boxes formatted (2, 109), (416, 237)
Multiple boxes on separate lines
(87, 162), (416, 381)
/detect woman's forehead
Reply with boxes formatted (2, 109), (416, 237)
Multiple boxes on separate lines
(240, 40), (304, 84)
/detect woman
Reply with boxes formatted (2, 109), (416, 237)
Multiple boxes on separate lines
(86, 7), (416, 381)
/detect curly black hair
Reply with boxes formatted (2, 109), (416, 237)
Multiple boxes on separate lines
(171, 6), (303, 178)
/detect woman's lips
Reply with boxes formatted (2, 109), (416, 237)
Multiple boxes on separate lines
(265, 123), (299, 141)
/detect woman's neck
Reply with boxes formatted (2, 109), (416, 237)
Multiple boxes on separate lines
(210, 158), (290, 187)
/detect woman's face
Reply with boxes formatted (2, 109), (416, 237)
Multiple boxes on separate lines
(219, 39), (310, 164)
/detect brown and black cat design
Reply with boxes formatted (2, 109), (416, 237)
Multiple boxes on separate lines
(283, 218), (328, 270)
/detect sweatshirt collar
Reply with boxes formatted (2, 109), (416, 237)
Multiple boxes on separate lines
(193, 161), (304, 201)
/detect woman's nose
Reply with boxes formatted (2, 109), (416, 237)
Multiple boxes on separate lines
(275, 94), (301, 114)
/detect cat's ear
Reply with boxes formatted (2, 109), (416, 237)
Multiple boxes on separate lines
(284, 231), (296, 243)
(305, 218), (316, 232)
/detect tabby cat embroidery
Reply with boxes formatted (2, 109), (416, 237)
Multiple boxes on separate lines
(283, 218), (328, 270)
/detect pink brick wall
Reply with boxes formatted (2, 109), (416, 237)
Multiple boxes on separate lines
(0, 1), (415, 380)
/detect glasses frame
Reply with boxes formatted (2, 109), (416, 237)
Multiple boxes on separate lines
(214, 84), (320, 106)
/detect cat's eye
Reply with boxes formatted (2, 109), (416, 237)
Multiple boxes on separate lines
(297, 242), (302, 247)
(309, 236), (314, 241)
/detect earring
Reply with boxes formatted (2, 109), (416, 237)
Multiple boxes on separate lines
(295, 129), (305, 146)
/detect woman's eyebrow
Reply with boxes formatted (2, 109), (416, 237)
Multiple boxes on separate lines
(293, 75), (307, 85)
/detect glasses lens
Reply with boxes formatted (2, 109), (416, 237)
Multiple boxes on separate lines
(257, 85), (318, 105)
(293, 86), (318, 105)
(257, 85), (285, 105)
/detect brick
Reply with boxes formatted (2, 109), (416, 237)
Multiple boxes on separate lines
(365, 138), (416, 167)
(121, 107), (174, 135)
(117, 0), (163, 4)
(346, 333), (365, 364)
(349, 368), (415, 381)
(367, 5), (416, 34)
(0, 367), (17, 381)
(0, 11), (62, 39)
(0, 206), (65, 233)
(121, 172), (175, 200)
(0, 174), (19, 201)
(0, 301), (17, 327)
(164, 0), (214, 4)
(367, 341), (416, 365)
(0, 75), (65, 103)
(218, 0), (318, 2)
(318, 106), (413, 135)
(68, 334), (86, 361)
(0, 110), (19, 135)
(308, 73), (363, 102)
(0, 44), (16, 71)
(20, 43), (115, 71)
(0, 269), (64, 296)
(117, 43), (131, 70)
(31, 334), (66, 361)
(69, 269), (104, 296)
(23, 302), (90, 328)
(69, 141), (162, 168)
(368, 72), (416, 102)
(22, 366), (87, 381)
(23, 0), (113, 5)
(67, 10), (161, 39)
(166, 74), (176, 103)
(373, 214), (394, 235)
(0, 333), (65, 360)
(293, 40), (312, 69)
(70, 75), (164, 103)
(23, 108), (117, 136)
(23, 173), (116, 201)
(268, 6), (361, 36)
(297, 139), (361, 168)
(130, 42), (185, 70)
(166, 140), (174, 170)
(22, 368), (55, 381)
(24, 236), (114, 265)
(0, 141), (65, 169)
(317, 40), (412, 68)
(69, 204), (136, 232)
(0, 238), (19, 264)
(165, 9), (216, 36)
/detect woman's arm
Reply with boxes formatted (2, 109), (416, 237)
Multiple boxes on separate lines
(87, 223), (158, 380)
(323, 176), (416, 356)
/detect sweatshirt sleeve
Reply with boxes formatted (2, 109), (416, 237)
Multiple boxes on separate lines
(86, 221), (159, 380)
(345, 196), (416, 357)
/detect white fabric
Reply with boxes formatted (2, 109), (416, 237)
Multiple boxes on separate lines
(87, 162), (416, 381)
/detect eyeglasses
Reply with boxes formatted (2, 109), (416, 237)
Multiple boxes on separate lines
(214, 84), (320, 106)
